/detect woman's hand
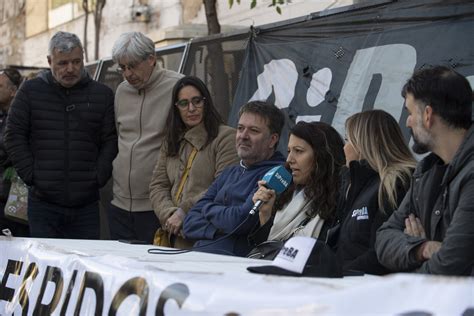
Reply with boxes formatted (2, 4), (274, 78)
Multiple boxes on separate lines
(252, 180), (276, 225)
(164, 208), (186, 236)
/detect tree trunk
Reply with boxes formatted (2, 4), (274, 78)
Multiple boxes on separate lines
(203, 0), (220, 35)
(202, 0), (231, 121)
(82, 0), (89, 62)
(94, 0), (106, 60)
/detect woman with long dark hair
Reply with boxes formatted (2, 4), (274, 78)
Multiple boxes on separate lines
(250, 121), (345, 247)
(149, 76), (239, 248)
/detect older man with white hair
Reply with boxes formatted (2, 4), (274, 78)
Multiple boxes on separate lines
(108, 32), (182, 244)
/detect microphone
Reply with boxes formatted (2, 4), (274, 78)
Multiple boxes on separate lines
(249, 165), (292, 215)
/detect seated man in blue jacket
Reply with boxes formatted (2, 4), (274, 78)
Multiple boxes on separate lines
(183, 101), (286, 256)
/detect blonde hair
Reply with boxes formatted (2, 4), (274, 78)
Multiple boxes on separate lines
(345, 110), (416, 212)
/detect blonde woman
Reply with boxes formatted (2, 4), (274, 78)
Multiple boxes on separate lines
(338, 109), (416, 275)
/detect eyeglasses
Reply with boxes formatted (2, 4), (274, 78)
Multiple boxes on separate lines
(116, 63), (138, 74)
(175, 96), (205, 109)
(0, 69), (22, 88)
(116, 55), (152, 74)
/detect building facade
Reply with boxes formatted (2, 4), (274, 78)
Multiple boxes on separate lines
(0, 0), (354, 68)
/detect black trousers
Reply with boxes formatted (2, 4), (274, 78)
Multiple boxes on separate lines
(107, 203), (160, 244)
(27, 195), (99, 239)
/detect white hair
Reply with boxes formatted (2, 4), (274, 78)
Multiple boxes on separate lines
(48, 31), (83, 55)
(112, 32), (155, 64)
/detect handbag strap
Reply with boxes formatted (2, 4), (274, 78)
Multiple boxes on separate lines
(289, 207), (317, 238)
(174, 147), (198, 203)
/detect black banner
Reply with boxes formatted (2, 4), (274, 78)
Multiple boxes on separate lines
(230, 0), (474, 149)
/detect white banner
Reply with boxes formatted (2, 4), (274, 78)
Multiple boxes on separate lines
(0, 237), (472, 315)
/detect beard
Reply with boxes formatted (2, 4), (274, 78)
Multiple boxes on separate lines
(410, 128), (430, 154)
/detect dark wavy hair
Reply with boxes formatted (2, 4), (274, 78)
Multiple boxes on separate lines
(238, 101), (285, 149)
(166, 76), (223, 156)
(0, 68), (22, 88)
(275, 121), (345, 220)
(402, 65), (472, 129)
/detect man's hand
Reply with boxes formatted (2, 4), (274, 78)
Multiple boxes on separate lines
(404, 214), (442, 262)
(404, 214), (426, 238)
(415, 241), (442, 262)
(164, 208), (186, 236)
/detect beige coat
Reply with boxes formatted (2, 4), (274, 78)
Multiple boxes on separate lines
(112, 65), (183, 212)
(149, 123), (239, 248)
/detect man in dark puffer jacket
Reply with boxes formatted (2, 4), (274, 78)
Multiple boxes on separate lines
(4, 31), (117, 239)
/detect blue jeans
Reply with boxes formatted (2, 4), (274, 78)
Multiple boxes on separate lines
(27, 194), (100, 239)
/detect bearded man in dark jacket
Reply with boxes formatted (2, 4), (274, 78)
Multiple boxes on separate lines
(376, 66), (474, 276)
(4, 31), (117, 239)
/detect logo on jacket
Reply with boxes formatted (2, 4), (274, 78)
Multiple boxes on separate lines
(351, 206), (369, 221)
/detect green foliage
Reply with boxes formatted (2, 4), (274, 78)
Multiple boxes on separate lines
(228, 0), (241, 9)
(228, 0), (290, 14)
(271, 0), (288, 14)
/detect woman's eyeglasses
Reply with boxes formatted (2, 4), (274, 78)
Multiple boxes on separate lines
(175, 96), (205, 109)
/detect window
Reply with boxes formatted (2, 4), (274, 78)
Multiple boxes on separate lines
(51, 0), (72, 9)
(25, 0), (48, 37)
(48, 0), (85, 29)
(25, 0), (90, 37)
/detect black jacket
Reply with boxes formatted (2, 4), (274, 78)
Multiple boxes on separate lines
(376, 126), (474, 276)
(0, 110), (12, 202)
(336, 160), (407, 275)
(4, 70), (117, 207)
